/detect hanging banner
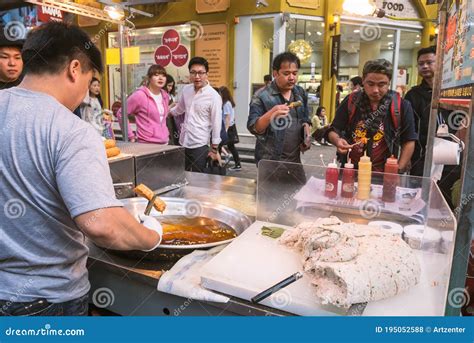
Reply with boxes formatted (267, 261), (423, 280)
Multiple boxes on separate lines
(331, 34), (341, 78)
(287, 0), (321, 10)
(440, 0), (474, 106)
(195, 23), (228, 87)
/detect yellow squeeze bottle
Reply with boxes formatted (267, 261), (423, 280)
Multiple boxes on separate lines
(357, 152), (372, 200)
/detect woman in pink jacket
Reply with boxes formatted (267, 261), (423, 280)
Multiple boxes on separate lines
(117, 65), (170, 143)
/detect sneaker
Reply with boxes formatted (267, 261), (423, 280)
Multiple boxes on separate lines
(229, 165), (242, 171)
(312, 141), (321, 146)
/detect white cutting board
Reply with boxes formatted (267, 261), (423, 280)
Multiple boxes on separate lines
(200, 221), (450, 316)
(200, 221), (347, 316)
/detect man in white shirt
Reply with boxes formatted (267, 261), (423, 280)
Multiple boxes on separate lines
(170, 57), (222, 172)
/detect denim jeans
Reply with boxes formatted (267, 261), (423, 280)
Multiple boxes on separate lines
(0, 293), (89, 316)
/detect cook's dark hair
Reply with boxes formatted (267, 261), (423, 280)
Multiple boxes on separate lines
(362, 59), (393, 80)
(218, 86), (235, 107)
(272, 52), (300, 71)
(22, 22), (103, 75)
(166, 74), (176, 96)
(188, 56), (209, 72)
(417, 46), (436, 60)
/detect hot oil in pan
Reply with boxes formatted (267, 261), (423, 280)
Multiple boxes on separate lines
(158, 216), (237, 245)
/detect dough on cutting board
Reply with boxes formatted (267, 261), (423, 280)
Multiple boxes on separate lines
(279, 216), (421, 308)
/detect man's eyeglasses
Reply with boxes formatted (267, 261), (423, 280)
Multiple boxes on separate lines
(190, 71), (207, 76)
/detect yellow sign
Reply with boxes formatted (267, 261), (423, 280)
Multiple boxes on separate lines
(106, 47), (140, 65)
(196, 0), (230, 14)
(287, 0), (320, 9)
(195, 24), (228, 87)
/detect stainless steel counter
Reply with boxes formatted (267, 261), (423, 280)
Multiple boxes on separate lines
(87, 172), (291, 316)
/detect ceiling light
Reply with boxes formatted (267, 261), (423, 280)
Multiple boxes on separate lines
(415, 41), (421, 44)
(256, 0), (269, 8)
(342, 0), (376, 16)
(316, 31), (322, 36)
(104, 5), (125, 20)
(353, 29), (360, 33)
(387, 34), (393, 38)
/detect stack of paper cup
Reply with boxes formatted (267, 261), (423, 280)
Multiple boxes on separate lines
(403, 225), (441, 252)
(368, 221), (404, 236)
(441, 231), (454, 254)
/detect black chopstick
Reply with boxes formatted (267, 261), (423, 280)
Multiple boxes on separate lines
(251, 272), (303, 304)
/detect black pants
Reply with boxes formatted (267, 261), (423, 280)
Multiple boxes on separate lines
(185, 146), (209, 173)
(0, 293), (89, 316)
(227, 142), (241, 166)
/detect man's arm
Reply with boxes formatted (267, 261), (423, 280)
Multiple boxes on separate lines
(75, 207), (159, 251)
(169, 88), (186, 117)
(399, 141), (415, 172)
(326, 97), (353, 154)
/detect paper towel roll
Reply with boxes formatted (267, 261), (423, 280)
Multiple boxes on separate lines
(403, 225), (441, 251)
(433, 138), (460, 165)
(368, 221), (403, 236)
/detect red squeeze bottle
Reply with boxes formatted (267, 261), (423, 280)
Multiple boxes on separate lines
(382, 155), (400, 203)
(325, 159), (339, 198)
(341, 156), (355, 198)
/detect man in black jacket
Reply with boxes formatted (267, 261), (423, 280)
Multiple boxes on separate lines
(0, 26), (24, 89)
(404, 46), (437, 177)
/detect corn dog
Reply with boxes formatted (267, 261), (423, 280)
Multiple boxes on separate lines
(134, 184), (167, 213)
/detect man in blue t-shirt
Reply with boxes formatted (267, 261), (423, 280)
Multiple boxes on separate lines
(0, 22), (162, 316)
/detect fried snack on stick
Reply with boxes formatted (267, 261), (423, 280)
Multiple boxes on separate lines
(288, 100), (302, 109)
(134, 184), (166, 213)
(106, 147), (121, 158)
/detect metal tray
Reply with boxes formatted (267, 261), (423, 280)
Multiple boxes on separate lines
(106, 197), (252, 261)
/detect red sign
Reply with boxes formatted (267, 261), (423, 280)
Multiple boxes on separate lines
(171, 45), (189, 67)
(162, 29), (180, 52)
(37, 5), (64, 22)
(154, 46), (172, 67)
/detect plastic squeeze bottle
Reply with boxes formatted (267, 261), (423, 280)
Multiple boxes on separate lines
(341, 154), (355, 198)
(382, 155), (400, 203)
(357, 152), (372, 200)
(325, 159), (339, 198)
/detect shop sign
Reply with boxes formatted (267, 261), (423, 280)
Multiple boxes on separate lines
(287, 0), (320, 10)
(440, 0), (473, 106)
(195, 24), (228, 87)
(154, 29), (190, 67)
(196, 0), (230, 14)
(397, 69), (407, 86)
(374, 0), (418, 18)
(37, 5), (64, 22)
(331, 35), (341, 78)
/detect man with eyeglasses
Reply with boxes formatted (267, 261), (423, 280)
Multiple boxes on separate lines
(404, 46), (437, 177)
(327, 59), (417, 172)
(170, 56), (222, 172)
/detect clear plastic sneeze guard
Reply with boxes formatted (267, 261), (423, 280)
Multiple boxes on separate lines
(256, 160), (457, 315)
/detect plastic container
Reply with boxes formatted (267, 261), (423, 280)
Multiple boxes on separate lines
(357, 152), (372, 200)
(325, 159), (339, 199)
(382, 155), (399, 203)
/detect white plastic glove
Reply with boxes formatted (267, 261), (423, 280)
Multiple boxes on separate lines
(138, 214), (163, 252)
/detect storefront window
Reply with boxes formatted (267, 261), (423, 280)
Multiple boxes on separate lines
(108, 24), (192, 105)
(285, 18), (324, 114)
(339, 23), (422, 97)
(250, 18), (274, 95)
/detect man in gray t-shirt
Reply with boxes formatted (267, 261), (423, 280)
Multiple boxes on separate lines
(0, 22), (162, 316)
